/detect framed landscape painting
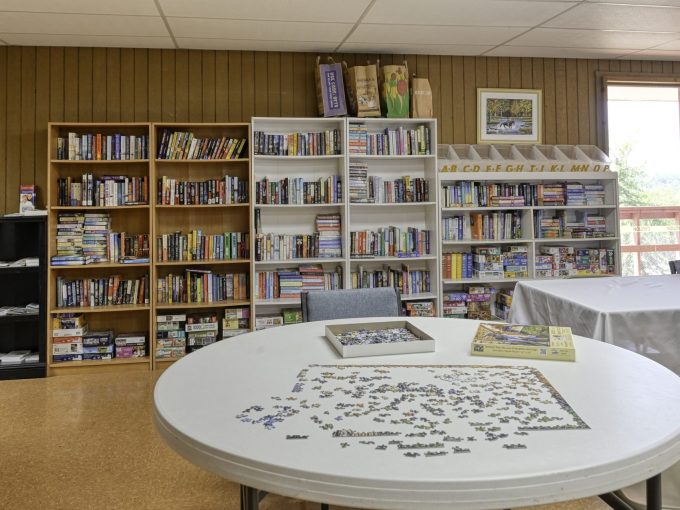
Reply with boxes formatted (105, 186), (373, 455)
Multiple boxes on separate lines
(478, 88), (542, 144)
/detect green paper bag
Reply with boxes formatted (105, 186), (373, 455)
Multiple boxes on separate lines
(380, 61), (410, 118)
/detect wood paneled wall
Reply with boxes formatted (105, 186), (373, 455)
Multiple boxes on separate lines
(0, 46), (679, 214)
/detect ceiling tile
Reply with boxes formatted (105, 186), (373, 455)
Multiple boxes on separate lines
(363, 0), (576, 26)
(649, 38), (680, 49)
(168, 17), (351, 42)
(509, 27), (679, 49)
(340, 42), (494, 55)
(0, 0), (159, 15)
(0, 33), (174, 48)
(625, 49), (680, 59)
(349, 24), (525, 46)
(485, 45), (636, 58)
(545, 3), (680, 31)
(0, 12), (168, 36)
(176, 38), (337, 52)
(160, 0), (371, 23)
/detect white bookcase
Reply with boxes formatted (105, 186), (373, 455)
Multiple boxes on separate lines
(251, 117), (347, 323)
(347, 118), (440, 314)
(250, 117), (441, 324)
(438, 143), (621, 319)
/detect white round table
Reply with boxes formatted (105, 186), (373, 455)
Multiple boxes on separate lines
(153, 318), (680, 510)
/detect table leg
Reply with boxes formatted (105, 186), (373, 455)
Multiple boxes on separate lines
(598, 473), (662, 510)
(646, 473), (662, 510)
(240, 485), (259, 510)
(321, 505), (329, 510)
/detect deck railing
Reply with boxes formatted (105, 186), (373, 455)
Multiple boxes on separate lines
(619, 206), (680, 276)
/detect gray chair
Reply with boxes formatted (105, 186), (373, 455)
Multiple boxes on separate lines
(669, 260), (680, 274)
(301, 287), (402, 322)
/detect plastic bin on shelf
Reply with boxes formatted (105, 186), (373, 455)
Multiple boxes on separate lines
(511, 145), (549, 172)
(576, 145), (611, 171)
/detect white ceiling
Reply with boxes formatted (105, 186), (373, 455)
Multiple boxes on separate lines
(1, 0), (680, 60)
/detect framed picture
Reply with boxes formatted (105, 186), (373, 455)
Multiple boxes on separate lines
(477, 88), (542, 144)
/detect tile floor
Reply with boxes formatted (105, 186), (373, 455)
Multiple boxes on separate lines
(0, 371), (612, 510)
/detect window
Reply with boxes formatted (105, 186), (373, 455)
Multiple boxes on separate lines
(606, 83), (680, 276)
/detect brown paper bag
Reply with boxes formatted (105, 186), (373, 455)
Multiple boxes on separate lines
(411, 76), (433, 118)
(379, 61), (410, 118)
(342, 61), (381, 117)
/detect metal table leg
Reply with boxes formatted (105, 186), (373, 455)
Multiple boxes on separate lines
(599, 473), (662, 510)
(240, 485), (259, 510)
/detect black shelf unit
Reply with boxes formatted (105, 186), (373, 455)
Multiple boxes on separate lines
(0, 215), (47, 379)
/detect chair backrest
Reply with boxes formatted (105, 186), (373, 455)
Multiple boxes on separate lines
(670, 260), (680, 274)
(301, 288), (402, 322)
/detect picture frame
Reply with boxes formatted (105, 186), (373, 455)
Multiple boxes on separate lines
(477, 88), (542, 144)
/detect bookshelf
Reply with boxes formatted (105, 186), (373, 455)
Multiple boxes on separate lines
(437, 143), (621, 321)
(0, 216), (47, 379)
(347, 118), (440, 317)
(152, 123), (252, 365)
(251, 118), (346, 328)
(47, 122), (153, 375)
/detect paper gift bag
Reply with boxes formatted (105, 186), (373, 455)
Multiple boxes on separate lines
(411, 76), (433, 118)
(343, 61), (381, 118)
(314, 56), (347, 117)
(379, 61), (410, 118)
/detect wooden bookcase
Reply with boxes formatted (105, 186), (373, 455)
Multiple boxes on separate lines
(47, 123), (153, 375)
(0, 216), (47, 380)
(152, 123), (252, 368)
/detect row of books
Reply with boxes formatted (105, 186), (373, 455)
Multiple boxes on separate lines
(254, 214), (342, 261)
(157, 231), (249, 262)
(536, 246), (616, 277)
(349, 171), (430, 204)
(156, 270), (248, 305)
(55, 274), (150, 308)
(54, 213), (112, 263)
(255, 264), (343, 300)
(442, 211), (523, 241)
(349, 227), (431, 258)
(253, 129), (341, 156)
(442, 246), (529, 280)
(350, 264), (431, 296)
(441, 182), (606, 208)
(255, 176), (342, 205)
(57, 175), (148, 207)
(156, 130), (247, 160)
(348, 124), (431, 156)
(56, 133), (149, 161)
(157, 176), (248, 205)
(534, 210), (610, 239)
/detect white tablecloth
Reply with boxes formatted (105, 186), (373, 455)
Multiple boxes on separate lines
(509, 275), (680, 375)
(509, 275), (680, 509)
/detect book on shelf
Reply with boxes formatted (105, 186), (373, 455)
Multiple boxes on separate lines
(471, 323), (575, 362)
(156, 270), (248, 305)
(55, 274), (149, 308)
(350, 227), (431, 258)
(157, 231), (249, 262)
(156, 130), (246, 160)
(348, 123), (430, 156)
(57, 175), (148, 207)
(19, 185), (36, 213)
(255, 264), (343, 300)
(253, 129), (341, 156)
(255, 176), (342, 205)
(56, 132), (148, 161)
(157, 175), (248, 205)
(351, 264), (430, 296)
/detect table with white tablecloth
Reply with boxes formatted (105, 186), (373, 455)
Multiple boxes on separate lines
(509, 275), (680, 375)
(509, 274), (680, 509)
